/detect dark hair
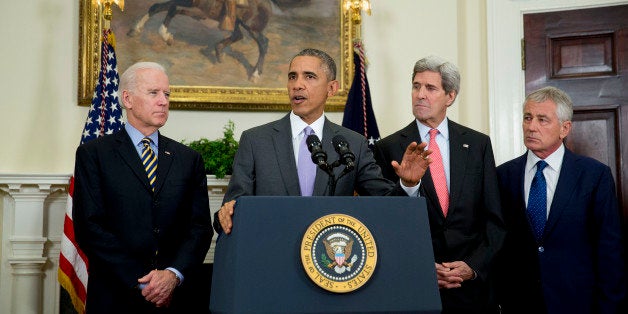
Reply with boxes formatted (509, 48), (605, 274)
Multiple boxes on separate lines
(291, 48), (337, 81)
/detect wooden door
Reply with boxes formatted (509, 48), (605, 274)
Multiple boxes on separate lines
(524, 5), (628, 224)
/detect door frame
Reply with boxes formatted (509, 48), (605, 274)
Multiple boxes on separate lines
(487, 0), (628, 165)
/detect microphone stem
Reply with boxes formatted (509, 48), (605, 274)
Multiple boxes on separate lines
(328, 172), (336, 196)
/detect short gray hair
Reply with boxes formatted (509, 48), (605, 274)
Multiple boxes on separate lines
(524, 86), (573, 122)
(413, 55), (460, 99)
(119, 62), (166, 94)
(291, 48), (336, 81)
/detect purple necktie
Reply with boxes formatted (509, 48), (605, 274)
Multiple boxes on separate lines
(298, 126), (316, 196)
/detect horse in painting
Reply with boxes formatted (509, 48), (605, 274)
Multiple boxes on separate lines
(128, 0), (271, 81)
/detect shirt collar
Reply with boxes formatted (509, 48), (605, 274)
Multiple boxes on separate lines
(526, 143), (565, 173)
(125, 123), (159, 147)
(290, 111), (325, 139)
(416, 118), (449, 142)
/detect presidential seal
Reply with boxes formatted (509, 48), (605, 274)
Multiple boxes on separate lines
(300, 214), (377, 293)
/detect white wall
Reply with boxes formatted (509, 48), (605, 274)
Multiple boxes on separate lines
(0, 0), (85, 174)
(364, 0), (489, 137)
(0, 0), (485, 175)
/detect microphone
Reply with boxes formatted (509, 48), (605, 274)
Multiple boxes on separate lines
(332, 135), (355, 171)
(306, 134), (328, 170)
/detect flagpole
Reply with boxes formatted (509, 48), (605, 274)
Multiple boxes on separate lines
(58, 2), (125, 313)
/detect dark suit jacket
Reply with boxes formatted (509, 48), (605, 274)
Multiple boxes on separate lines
(214, 114), (406, 231)
(496, 148), (625, 314)
(73, 129), (213, 313)
(374, 120), (505, 312)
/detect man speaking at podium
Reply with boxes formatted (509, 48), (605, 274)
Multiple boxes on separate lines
(214, 48), (432, 235)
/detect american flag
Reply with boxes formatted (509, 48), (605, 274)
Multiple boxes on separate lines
(58, 28), (123, 314)
(342, 41), (380, 149)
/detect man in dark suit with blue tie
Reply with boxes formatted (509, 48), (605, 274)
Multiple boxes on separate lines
(215, 48), (432, 234)
(495, 86), (625, 313)
(73, 62), (213, 313)
(373, 55), (505, 313)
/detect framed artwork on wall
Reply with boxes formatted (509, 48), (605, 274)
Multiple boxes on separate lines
(78, 0), (355, 111)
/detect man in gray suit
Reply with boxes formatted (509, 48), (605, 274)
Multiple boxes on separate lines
(214, 48), (432, 234)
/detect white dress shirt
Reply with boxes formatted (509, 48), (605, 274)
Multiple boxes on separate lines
(290, 112), (325, 165)
(289, 111), (418, 196)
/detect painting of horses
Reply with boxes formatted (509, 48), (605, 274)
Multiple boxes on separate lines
(78, 0), (355, 111)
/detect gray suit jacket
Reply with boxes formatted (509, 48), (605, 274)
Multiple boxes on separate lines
(214, 114), (405, 232)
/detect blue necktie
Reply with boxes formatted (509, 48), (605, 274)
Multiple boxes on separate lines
(527, 160), (548, 242)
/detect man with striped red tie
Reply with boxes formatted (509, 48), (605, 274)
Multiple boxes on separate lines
(374, 56), (505, 314)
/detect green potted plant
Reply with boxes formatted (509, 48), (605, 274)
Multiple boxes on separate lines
(184, 120), (239, 179)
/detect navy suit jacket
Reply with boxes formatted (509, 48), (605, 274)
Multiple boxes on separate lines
(496, 148), (625, 313)
(374, 119), (505, 311)
(214, 114), (406, 232)
(73, 129), (213, 313)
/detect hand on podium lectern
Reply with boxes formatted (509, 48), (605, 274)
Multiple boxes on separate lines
(217, 200), (236, 234)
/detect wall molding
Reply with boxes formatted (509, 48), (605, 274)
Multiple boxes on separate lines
(0, 174), (228, 314)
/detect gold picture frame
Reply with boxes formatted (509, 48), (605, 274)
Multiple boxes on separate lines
(78, 0), (356, 111)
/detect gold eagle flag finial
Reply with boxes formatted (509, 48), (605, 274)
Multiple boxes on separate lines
(343, 0), (371, 41)
(98, 0), (125, 22)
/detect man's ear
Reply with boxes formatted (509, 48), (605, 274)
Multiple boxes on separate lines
(446, 90), (457, 107)
(559, 120), (572, 139)
(122, 90), (131, 110)
(327, 80), (339, 96)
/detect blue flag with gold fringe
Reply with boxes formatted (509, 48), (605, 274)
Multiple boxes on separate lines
(342, 42), (380, 149)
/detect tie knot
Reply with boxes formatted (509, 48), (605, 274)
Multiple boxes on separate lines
(536, 160), (548, 172)
(141, 138), (152, 148)
(304, 126), (314, 136)
(429, 129), (439, 139)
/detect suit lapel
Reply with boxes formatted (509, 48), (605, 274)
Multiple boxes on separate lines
(512, 154), (528, 207)
(398, 122), (420, 158)
(114, 130), (154, 192)
(447, 121), (469, 218)
(272, 115), (301, 196)
(511, 154), (532, 231)
(543, 149), (580, 238)
(154, 134), (174, 195)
